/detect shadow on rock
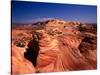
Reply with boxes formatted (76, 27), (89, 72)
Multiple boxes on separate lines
(24, 33), (40, 67)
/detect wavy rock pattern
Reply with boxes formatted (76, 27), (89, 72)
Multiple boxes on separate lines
(12, 45), (36, 75)
(12, 19), (97, 74)
(36, 29), (95, 73)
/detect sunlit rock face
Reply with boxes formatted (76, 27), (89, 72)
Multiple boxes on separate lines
(12, 19), (97, 74)
(12, 45), (36, 75)
(35, 29), (96, 73)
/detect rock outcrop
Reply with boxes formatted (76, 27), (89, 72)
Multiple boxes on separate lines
(12, 45), (36, 75)
(12, 19), (97, 74)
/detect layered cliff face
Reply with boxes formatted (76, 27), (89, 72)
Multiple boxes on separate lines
(12, 19), (97, 74)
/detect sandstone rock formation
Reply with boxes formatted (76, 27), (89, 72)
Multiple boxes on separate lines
(12, 19), (97, 74)
(12, 45), (36, 75)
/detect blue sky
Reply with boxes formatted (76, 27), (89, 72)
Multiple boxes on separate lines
(11, 1), (97, 24)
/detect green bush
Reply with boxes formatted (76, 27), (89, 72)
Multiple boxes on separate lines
(16, 41), (25, 47)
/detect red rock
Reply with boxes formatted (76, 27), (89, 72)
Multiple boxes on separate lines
(12, 46), (36, 74)
(12, 19), (97, 74)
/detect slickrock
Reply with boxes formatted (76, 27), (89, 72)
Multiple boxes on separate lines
(35, 29), (95, 73)
(12, 19), (97, 74)
(12, 45), (36, 75)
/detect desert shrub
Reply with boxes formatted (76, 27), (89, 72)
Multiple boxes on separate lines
(78, 25), (86, 32)
(16, 41), (25, 47)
